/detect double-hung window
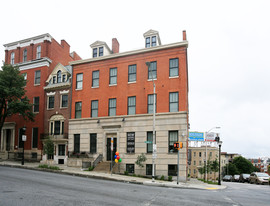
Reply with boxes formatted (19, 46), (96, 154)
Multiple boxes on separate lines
(128, 96), (136, 115)
(57, 70), (62, 83)
(148, 94), (157, 114)
(75, 102), (82, 118)
(36, 46), (41, 59)
(99, 47), (103, 56)
(169, 131), (178, 153)
(147, 132), (153, 153)
(93, 48), (97, 58)
(10, 52), (15, 64)
(169, 92), (179, 112)
(91, 100), (98, 117)
(23, 49), (27, 62)
(32, 128), (38, 148)
(48, 96), (54, 109)
(34, 70), (41, 85)
(145, 37), (151, 48)
(152, 36), (157, 46)
(33, 97), (39, 113)
(61, 94), (68, 108)
(90, 133), (97, 153)
(74, 134), (80, 153)
(109, 68), (117, 85)
(169, 58), (179, 77)
(109, 98), (116, 116)
(76, 73), (83, 89)
(128, 64), (136, 82)
(92, 71), (99, 87)
(148, 61), (157, 80)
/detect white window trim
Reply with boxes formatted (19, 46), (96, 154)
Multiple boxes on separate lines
(60, 94), (68, 108)
(47, 95), (55, 110)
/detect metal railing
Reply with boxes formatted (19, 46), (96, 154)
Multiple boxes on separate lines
(93, 154), (103, 167)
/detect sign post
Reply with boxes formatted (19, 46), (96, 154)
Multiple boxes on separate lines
(111, 137), (113, 176)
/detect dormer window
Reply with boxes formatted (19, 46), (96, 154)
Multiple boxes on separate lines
(93, 48), (97, 58)
(99, 47), (103, 56)
(57, 70), (62, 83)
(36, 45), (41, 59)
(144, 30), (161, 48)
(63, 74), (66, 82)
(53, 76), (56, 84)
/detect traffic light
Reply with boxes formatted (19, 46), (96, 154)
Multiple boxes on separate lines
(179, 142), (183, 149)
(174, 142), (183, 150)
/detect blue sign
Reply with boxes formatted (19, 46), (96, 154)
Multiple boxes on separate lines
(189, 132), (204, 141)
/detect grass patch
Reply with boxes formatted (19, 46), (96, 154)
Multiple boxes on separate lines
(198, 178), (218, 185)
(38, 164), (60, 170)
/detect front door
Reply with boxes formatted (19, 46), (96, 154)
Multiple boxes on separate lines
(6, 129), (11, 151)
(107, 137), (117, 161)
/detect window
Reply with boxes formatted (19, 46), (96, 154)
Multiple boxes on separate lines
(199, 152), (202, 157)
(128, 96), (136, 115)
(22, 73), (27, 80)
(54, 121), (60, 135)
(62, 74), (66, 82)
(32, 128), (38, 148)
(194, 161), (196, 165)
(93, 48), (97, 58)
(53, 76), (56, 84)
(146, 164), (152, 175)
(128, 64), (137, 82)
(92, 71), (99, 87)
(126, 164), (134, 174)
(91, 100), (98, 117)
(194, 152), (196, 157)
(33, 97), (39, 113)
(34, 70), (41, 85)
(75, 102), (82, 118)
(99, 47), (103, 56)
(48, 96), (54, 109)
(147, 132), (153, 153)
(23, 49), (27, 62)
(90, 133), (97, 154)
(169, 58), (179, 77)
(199, 160), (202, 166)
(127, 132), (135, 153)
(169, 92), (179, 112)
(169, 131), (178, 153)
(61, 94), (68, 108)
(58, 145), (65, 156)
(145, 37), (150, 48)
(57, 70), (62, 83)
(109, 68), (117, 85)
(152, 36), (157, 46)
(109, 98), (116, 116)
(210, 152), (212, 157)
(62, 122), (64, 135)
(168, 165), (177, 176)
(11, 52), (15, 64)
(147, 94), (156, 114)
(76, 73), (83, 89)
(148, 61), (157, 79)
(36, 45), (41, 59)
(74, 134), (80, 153)
(194, 169), (197, 174)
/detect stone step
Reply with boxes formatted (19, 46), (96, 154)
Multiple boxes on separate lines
(93, 162), (112, 173)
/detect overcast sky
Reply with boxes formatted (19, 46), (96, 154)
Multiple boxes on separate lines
(1, 0), (269, 158)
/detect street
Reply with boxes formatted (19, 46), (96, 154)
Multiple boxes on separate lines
(0, 166), (269, 206)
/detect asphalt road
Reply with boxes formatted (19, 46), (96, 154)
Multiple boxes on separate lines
(0, 166), (269, 206)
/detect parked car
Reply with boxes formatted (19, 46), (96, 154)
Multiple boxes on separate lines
(223, 175), (232, 182)
(249, 172), (270, 185)
(232, 175), (240, 182)
(239, 174), (250, 183)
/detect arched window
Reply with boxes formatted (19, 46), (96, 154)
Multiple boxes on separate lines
(23, 49), (27, 62)
(10, 52), (15, 64)
(57, 70), (61, 83)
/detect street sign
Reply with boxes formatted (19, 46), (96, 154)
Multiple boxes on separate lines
(144, 141), (152, 144)
(22, 135), (27, 141)
(153, 144), (157, 153)
(152, 153), (157, 159)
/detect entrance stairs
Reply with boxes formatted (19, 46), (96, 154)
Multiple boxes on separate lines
(93, 162), (111, 173)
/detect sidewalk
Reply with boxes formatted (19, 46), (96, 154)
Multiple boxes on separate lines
(0, 160), (226, 190)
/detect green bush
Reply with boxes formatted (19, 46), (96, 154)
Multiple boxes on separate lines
(38, 164), (49, 169)
(38, 164), (60, 170)
(88, 166), (95, 171)
(124, 171), (129, 175)
(160, 175), (165, 180)
(168, 176), (173, 181)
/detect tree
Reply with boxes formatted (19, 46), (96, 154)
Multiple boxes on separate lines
(227, 162), (239, 175)
(233, 156), (256, 174)
(211, 159), (219, 181)
(135, 153), (147, 168)
(0, 64), (35, 133)
(43, 136), (54, 160)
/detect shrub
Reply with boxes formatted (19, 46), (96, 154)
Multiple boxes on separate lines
(160, 175), (165, 180)
(38, 164), (49, 169)
(124, 171), (129, 175)
(88, 166), (95, 171)
(38, 164), (60, 170)
(168, 176), (172, 181)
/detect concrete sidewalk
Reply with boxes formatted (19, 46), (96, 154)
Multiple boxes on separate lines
(0, 160), (226, 190)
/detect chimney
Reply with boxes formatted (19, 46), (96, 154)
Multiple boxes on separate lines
(61, 40), (70, 52)
(112, 38), (119, 54)
(183, 30), (187, 41)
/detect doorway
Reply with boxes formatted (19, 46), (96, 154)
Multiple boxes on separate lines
(6, 129), (11, 151)
(106, 137), (117, 161)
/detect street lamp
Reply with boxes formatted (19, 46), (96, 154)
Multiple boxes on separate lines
(215, 135), (222, 185)
(205, 127), (220, 181)
(146, 62), (156, 183)
(21, 126), (26, 165)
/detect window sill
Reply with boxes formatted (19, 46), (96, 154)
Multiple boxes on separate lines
(147, 79), (157, 81)
(169, 76), (179, 79)
(109, 84), (117, 87)
(128, 81), (136, 84)
(34, 84), (40, 86)
(91, 86), (99, 89)
(47, 108), (54, 110)
(75, 88), (82, 91)
(60, 107), (68, 109)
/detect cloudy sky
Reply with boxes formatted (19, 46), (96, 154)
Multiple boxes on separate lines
(1, 0), (269, 158)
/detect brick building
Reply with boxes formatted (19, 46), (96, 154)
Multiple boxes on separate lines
(1, 34), (80, 161)
(68, 30), (189, 180)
